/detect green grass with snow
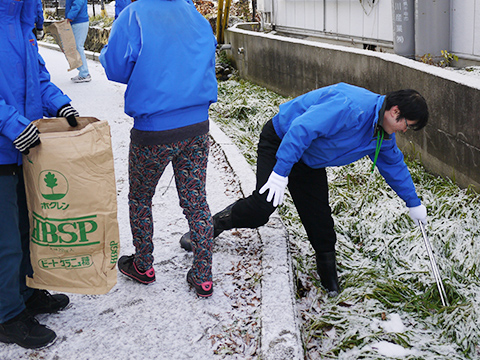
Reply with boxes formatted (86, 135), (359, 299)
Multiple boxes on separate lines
(211, 77), (480, 359)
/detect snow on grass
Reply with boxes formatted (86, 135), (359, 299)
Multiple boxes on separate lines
(212, 77), (480, 359)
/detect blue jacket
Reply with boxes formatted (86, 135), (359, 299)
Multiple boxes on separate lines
(0, 0), (71, 166)
(100, 0), (217, 132)
(65, 0), (89, 24)
(272, 83), (421, 207)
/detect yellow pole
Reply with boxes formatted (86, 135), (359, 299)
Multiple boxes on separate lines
(216, 0), (224, 44)
(221, 0), (232, 44)
(100, 0), (107, 17)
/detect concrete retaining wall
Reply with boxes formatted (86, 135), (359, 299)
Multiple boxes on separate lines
(224, 24), (480, 191)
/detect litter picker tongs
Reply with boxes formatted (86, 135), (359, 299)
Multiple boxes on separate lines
(418, 221), (449, 307)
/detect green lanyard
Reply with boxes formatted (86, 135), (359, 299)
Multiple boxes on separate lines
(371, 128), (384, 173)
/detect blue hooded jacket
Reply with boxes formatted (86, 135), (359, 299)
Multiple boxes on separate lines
(100, 0), (217, 132)
(0, 0), (71, 166)
(272, 83), (421, 207)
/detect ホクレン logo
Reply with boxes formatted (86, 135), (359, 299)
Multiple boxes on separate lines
(38, 170), (69, 200)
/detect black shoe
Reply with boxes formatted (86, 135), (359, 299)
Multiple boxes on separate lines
(213, 202), (235, 236)
(179, 232), (194, 252)
(0, 309), (56, 349)
(118, 255), (155, 284)
(186, 269), (213, 297)
(25, 289), (70, 316)
(316, 251), (341, 297)
(179, 202), (236, 252)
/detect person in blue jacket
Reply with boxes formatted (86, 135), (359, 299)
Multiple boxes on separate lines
(180, 82), (429, 297)
(0, 0), (80, 349)
(66, 0), (91, 82)
(100, 0), (217, 297)
(34, 0), (44, 40)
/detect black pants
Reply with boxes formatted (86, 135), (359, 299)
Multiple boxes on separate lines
(229, 119), (337, 253)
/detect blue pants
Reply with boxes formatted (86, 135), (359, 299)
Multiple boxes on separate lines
(0, 171), (34, 323)
(71, 21), (90, 77)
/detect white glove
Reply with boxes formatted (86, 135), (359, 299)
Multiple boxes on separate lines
(36, 29), (44, 40)
(259, 171), (288, 207)
(409, 204), (427, 225)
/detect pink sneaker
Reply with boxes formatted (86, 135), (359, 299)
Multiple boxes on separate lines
(187, 269), (213, 297)
(118, 255), (155, 284)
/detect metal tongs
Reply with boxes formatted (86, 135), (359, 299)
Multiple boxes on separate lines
(419, 221), (449, 307)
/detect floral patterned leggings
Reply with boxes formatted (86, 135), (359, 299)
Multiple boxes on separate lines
(128, 134), (213, 283)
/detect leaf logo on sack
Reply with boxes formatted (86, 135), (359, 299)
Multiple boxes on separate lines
(39, 170), (69, 200)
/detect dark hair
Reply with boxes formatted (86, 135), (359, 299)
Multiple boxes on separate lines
(385, 89), (429, 131)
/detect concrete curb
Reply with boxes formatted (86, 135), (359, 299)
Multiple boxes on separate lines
(39, 41), (304, 359)
(209, 122), (303, 360)
(39, 41), (101, 62)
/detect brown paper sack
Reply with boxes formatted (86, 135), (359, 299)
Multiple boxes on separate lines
(47, 20), (83, 71)
(23, 118), (119, 295)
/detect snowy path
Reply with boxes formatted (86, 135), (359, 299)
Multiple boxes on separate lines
(0, 46), (301, 359)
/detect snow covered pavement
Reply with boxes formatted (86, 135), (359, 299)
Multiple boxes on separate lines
(0, 45), (302, 360)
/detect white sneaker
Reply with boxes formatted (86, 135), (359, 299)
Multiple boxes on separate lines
(71, 74), (91, 83)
